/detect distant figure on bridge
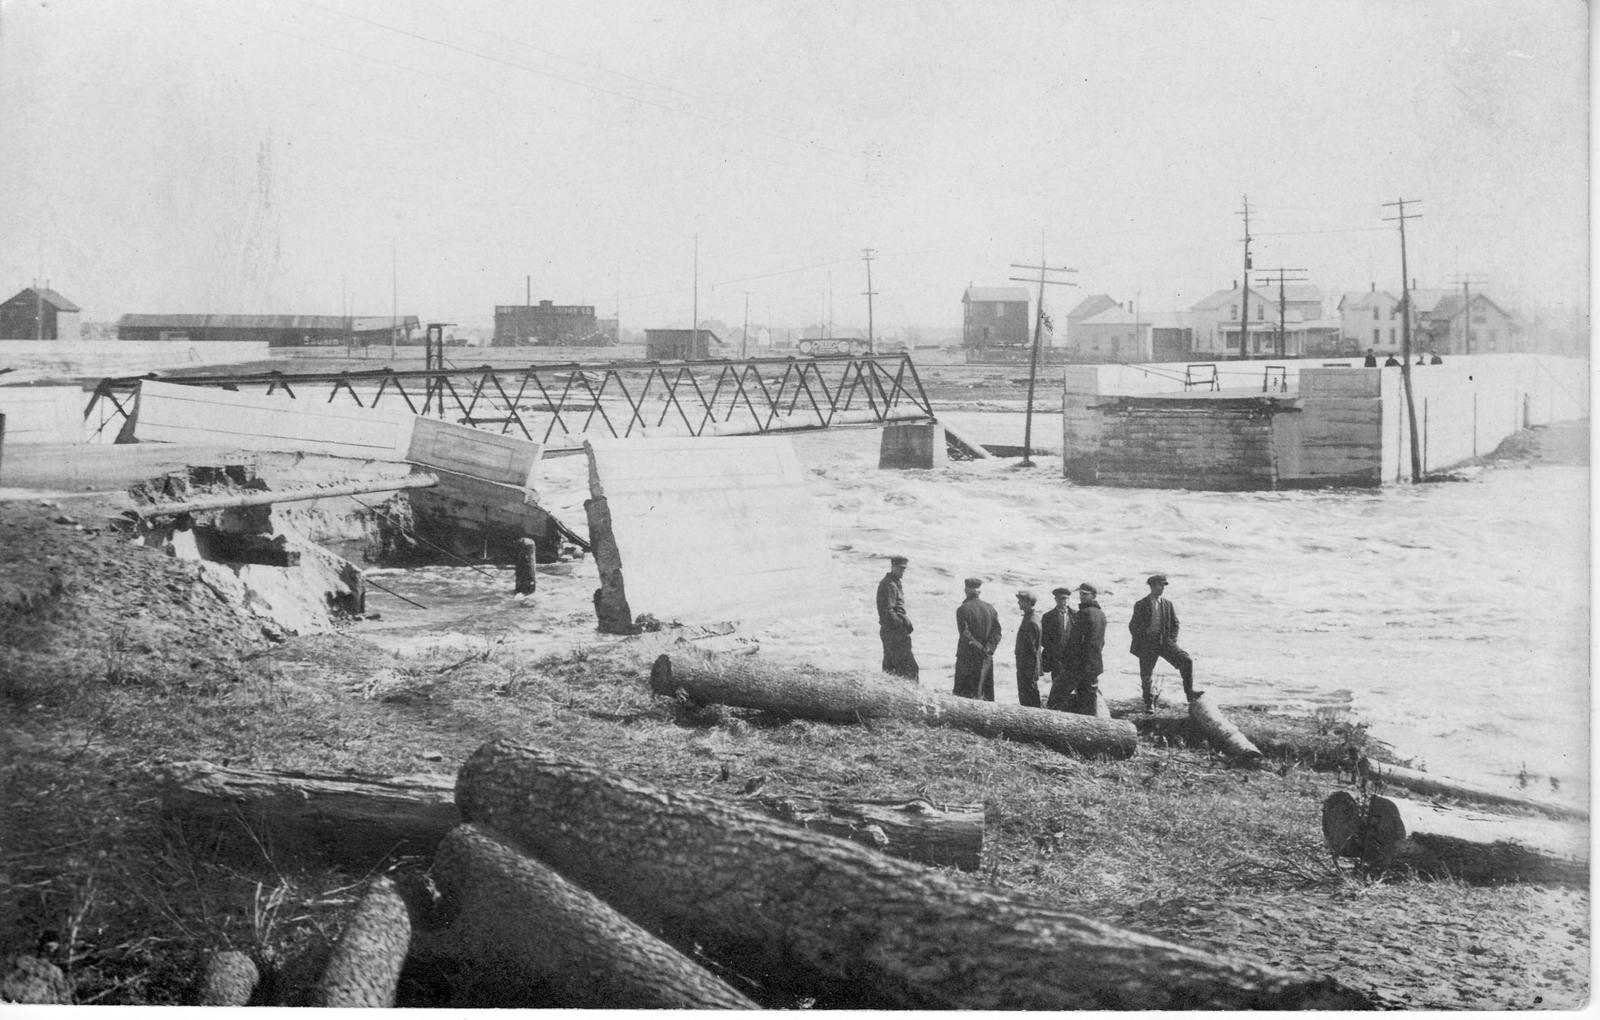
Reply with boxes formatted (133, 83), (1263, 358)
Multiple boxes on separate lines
(876, 555), (918, 682)
(1430, 352), (1444, 365)
(953, 578), (1001, 700)
(1363, 349), (1378, 367)
(1383, 354), (1401, 367)
(1041, 587), (1075, 710)
(1063, 583), (1106, 714)
(1129, 573), (1198, 710)
(1014, 591), (1042, 708)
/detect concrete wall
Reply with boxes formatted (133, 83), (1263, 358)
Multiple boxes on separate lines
(0, 386), (86, 443)
(1274, 369), (1384, 487)
(879, 422), (947, 468)
(1094, 401), (1279, 490)
(583, 435), (835, 631)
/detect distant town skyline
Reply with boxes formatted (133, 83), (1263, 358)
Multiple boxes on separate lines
(0, 0), (1587, 333)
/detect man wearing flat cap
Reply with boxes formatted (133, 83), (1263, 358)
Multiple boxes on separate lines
(953, 578), (1001, 700)
(1063, 583), (1107, 714)
(1128, 573), (1197, 710)
(876, 555), (918, 681)
(1041, 587), (1075, 711)
(1014, 591), (1042, 708)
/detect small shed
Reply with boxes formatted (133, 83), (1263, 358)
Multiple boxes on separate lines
(645, 328), (724, 360)
(0, 287), (82, 341)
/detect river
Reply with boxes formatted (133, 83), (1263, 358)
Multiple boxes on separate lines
(356, 415), (1590, 807)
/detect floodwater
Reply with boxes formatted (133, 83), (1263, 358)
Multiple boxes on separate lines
(355, 415), (1590, 806)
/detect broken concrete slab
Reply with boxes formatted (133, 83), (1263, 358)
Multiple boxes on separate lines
(583, 436), (835, 633)
(134, 380), (418, 458)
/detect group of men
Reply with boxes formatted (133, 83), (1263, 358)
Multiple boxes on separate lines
(875, 555), (1198, 714)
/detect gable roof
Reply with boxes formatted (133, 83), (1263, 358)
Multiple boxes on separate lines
(1403, 289), (1454, 314)
(6, 287), (80, 312)
(1076, 305), (1144, 327)
(963, 286), (1030, 304)
(1190, 286), (1273, 311)
(1337, 290), (1399, 310)
(1066, 294), (1120, 321)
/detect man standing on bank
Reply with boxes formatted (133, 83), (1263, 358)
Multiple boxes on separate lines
(1128, 573), (1198, 710)
(1014, 591), (1042, 708)
(1063, 583), (1106, 714)
(1041, 587), (1075, 710)
(953, 578), (1002, 700)
(876, 555), (918, 681)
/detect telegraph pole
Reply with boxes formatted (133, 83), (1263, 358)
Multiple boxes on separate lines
(861, 248), (877, 351)
(741, 291), (750, 360)
(1383, 198), (1424, 482)
(1009, 254), (1078, 467)
(1254, 267), (1307, 358)
(1236, 195), (1253, 360)
(1450, 274), (1489, 355)
(691, 233), (699, 359)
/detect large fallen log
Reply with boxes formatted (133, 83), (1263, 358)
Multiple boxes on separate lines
(650, 653), (1137, 760)
(431, 824), (756, 1008)
(1319, 790), (1365, 860)
(312, 876), (411, 1008)
(161, 763), (456, 867)
(456, 737), (1375, 1010)
(194, 950), (260, 1007)
(750, 795), (983, 871)
(1359, 757), (1588, 821)
(1361, 794), (1589, 886)
(162, 761), (972, 871)
(1186, 693), (1263, 765)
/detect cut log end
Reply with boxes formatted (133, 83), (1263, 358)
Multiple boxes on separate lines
(1320, 791), (1364, 859)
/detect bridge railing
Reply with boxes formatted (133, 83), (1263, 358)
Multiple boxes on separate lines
(84, 353), (935, 447)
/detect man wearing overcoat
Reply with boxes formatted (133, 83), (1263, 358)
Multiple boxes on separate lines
(953, 578), (1001, 700)
(1041, 587), (1075, 710)
(876, 555), (918, 681)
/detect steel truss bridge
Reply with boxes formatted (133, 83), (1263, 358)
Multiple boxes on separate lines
(86, 354), (935, 448)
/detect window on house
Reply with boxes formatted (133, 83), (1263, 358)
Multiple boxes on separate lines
(1389, 307), (1397, 320)
(1373, 307), (1380, 320)
(1372, 329), (1380, 344)
(1487, 331), (1497, 350)
(1389, 328), (1396, 343)
(1230, 304), (1238, 319)
(1257, 304), (1264, 319)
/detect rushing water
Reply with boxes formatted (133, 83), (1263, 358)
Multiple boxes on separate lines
(355, 416), (1590, 806)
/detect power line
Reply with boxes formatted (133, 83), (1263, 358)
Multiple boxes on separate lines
(1382, 197), (1424, 482)
(1009, 252), (1078, 467)
(1253, 267), (1308, 360)
(861, 248), (878, 349)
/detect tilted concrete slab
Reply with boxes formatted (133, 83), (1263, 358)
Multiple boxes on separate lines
(134, 380), (418, 458)
(583, 435), (835, 632)
(0, 386), (85, 444)
(407, 416), (541, 488)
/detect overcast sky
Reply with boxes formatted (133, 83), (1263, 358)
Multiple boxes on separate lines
(0, 0), (1588, 333)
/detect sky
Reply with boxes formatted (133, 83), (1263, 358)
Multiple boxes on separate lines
(0, 0), (1588, 335)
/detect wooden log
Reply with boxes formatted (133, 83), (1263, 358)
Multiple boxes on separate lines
(650, 653), (1137, 760)
(1361, 794), (1589, 886)
(1320, 791), (1364, 859)
(431, 824), (757, 1008)
(161, 762), (456, 868)
(195, 950), (259, 1006)
(456, 737), (1376, 1010)
(313, 876), (411, 1008)
(748, 795), (984, 871)
(161, 762), (973, 871)
(1359, 757), (1587, 821)
(512, 537), (537, 595)
(1186, 693), (1264, 765)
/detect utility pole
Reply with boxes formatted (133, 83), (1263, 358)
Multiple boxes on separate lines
(1383, 198), (1424, 482)
(861, 248), (877, 352)
(1253, 267), (1307, 358)
(1009, 253), (1078, 468)
(391, 238), (398, 359)
(741, 291), (750, 360)
(1450, 274), (1489, 355)
(691, 234), (699, 359)
(1236, 195), (1253, 361)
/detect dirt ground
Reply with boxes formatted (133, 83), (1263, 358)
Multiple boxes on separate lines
(0, 421), (1591, 1008)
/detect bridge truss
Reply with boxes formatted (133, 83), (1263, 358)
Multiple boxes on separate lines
(85, 353), (935, 448)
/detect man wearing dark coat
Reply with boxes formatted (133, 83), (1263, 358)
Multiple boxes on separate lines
(1063, 583), (1107, 714)
(953, 578), (1001, 700)
(1128, 573), (1197, 710)
(1041, 587), (1075, 710)
(1013, 591), (1042, 708)
(876, 555), (918, 681)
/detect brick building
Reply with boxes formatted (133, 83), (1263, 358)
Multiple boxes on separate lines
(961, 286), (1030, 347)
(493, 300), (606, 346)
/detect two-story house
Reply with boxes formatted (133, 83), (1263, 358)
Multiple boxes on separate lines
(961, 286), (1030, 347)
(1414, 292), (1521, 355)
(1186, 283), (1273, 356)
(1337, 286), (1405, 356)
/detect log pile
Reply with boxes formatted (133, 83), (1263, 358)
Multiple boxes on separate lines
(649, 653), (1138, 760)
(455, 738), (1374, 1009)
(1322, 791), (1589, 886)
